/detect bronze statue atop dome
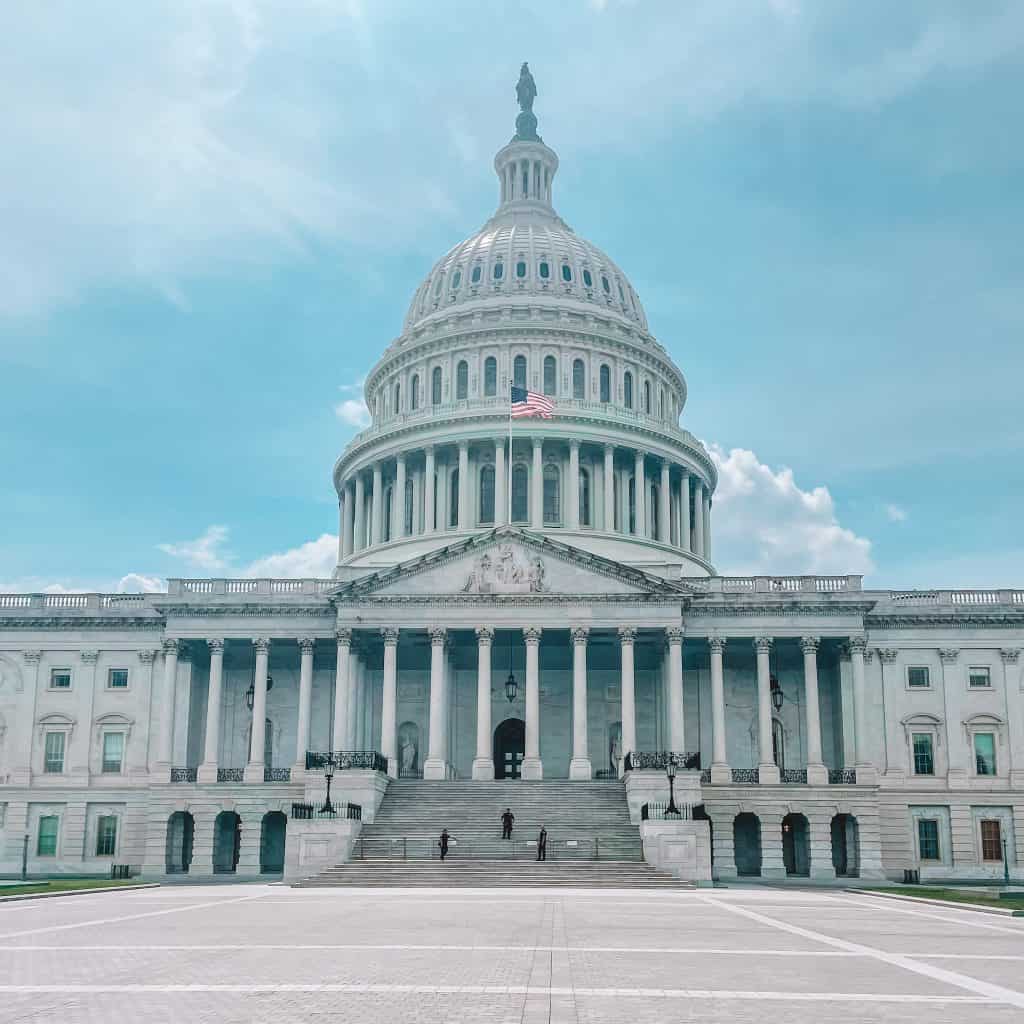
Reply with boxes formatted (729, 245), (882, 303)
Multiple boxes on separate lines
(513, 63), (541, 142)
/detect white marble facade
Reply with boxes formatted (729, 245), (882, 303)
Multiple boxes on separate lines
(1, 82), (1022, 884)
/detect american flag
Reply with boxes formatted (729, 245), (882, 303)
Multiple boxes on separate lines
(511, 385), (555, 419)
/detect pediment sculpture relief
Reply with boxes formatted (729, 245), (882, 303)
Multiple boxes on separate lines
(462, 545), (547, 594)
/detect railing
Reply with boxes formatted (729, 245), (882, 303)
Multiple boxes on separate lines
(699, 768), (712, 784)
(828, 768), (857, 785)
(0, 595), (32, 608)
(216, 768), (245, 783)
(99, 594), (146, 608)
(110, 864), (133, 879)
(704, 575), (863, 594)
(264, 767), (292, 782)
(780, 769), (808, 784)
(731, 768), (760, 785)
(169, 767), (196, 783)
(169, 578), (334, 597)
(291, 802), (362, 821)
(353, 835), (642, 862)
(305, 750), (388, 773)
(641, 801), (693, 821)
(398, 767), (423, 779)
(624, 751), (701, 771)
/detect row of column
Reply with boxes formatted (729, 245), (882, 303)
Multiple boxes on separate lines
(338, 440), (712, 559)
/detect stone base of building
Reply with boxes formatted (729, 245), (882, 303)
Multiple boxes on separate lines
(640, 819), (712, 884)
(568, 757), (593, 780)
(471, 757), (496, 780)
(521, 757), (543, 780)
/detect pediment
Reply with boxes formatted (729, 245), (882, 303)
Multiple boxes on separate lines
(331, 528), (692, 601)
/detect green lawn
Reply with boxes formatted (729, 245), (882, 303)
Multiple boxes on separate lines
(0, 878), (150, 897)
(864, 886), (1020, 910)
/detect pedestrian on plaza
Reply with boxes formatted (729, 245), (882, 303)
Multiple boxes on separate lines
(536, 826), (547, 862)
(501, 808), (515, 840)
(439, 828), (451, 861)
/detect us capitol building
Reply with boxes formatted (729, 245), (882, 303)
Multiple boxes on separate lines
(1, 69), (1021, 886)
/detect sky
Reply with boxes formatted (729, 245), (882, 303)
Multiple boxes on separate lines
(1, 0), (1022, 593)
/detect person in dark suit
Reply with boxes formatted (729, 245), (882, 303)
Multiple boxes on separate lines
(536, 826), (547, 862)
(439, 828), (451, 861)
(501, 808), (515, 840)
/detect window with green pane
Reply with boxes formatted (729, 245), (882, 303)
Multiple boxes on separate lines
(96, 815), (118, 857)
(44, 732), (65, 774)
(974, 733), (996, 775)
(911, 733), (934, 775)
(37, 815), (59, 856)
(917, 819), (940, 861)
(102, 732), (124, 773)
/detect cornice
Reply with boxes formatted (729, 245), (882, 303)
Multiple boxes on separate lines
(160, 604), (333, 619)
(340, 593), (683, 608)
(687, 601), (876, 618)
(866, 613), (1024, 630)
(0, 618), (165, 631)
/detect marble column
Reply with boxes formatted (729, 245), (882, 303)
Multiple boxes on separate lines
(494, 440), (507, 526)
(692, 480), (705, 558)
(703, 490), (712, 562)
(666, 628), (686, 753)
(381, 628), (399, 776)
(353, 474), (366, 551)
(424, 446), (436, 533)
(457, 441), (470, 529)
(521, 627), (543, 779)
(850, 635), (875, 782)
(243, 638), (270, 783)
(634, 450), (646, 537)
(755, 637), (780, 784)
(568, 441), (580, 530)
(658, 461), (671, 544)
(709, 636), (730, 783)
(197, 638), (224, 783)
(342, 481), (355, 557)
(336, 496), (345, 564)
(424, 627), (448, 779)
(603, 443), (615, 531)
(619, 627), (637, 770)
(395, 454), (407, 539)
(569, 627), (591, 779)
(680, 470), (692, 552)
(472, 627), (495, 780)
(801, 637), (827, 784)
(531, 438), (543, 529)
(332, 630), (351, 751)
(293, 637), (315, 775)
(155, 638), (179, 778)
(370, 463), (383, 546)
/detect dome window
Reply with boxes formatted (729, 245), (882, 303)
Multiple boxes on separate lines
(561, 264), (572, 283)
(572, 359), (585, 400)
(471, 266), (482, 284)
(583, 269), (593, 288)
(431, 367), (442, 406)
(410, 374), (419, 411)
(456, 360), (469, 400)
(479, 465), (495, 525)
(543, 355), (557, 397)
(484, 356), (497, 397)
(601, 275), (611, 294)
(452, 270), (462, 290)
(624, 371), (634, 410)
(513, 354), (527, 391)
(516, 260), (527, 279)
(539, 261), (550, 280)
(599, 364), (611, 403)
(493, 262), (504, 281)
(617, 282), (626, 303)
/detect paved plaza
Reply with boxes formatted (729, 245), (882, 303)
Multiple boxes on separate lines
(0, 886), (1023, 1022)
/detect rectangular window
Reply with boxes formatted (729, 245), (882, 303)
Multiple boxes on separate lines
(974, 733), (996, 776)
(49, 668), (72, 689)
(968, 666), (991, 689)
(981, 820), (1003, 861)
(912, 734), (934, 775)
(96, 815), (118, 857)
(44, 732), (65, 774)
(107, 668), (129, 689)
(101, 733), (125, 774)
(37, 815), (59, 856)
(907, 666), (930, 688)
(917, 819), (940, 861)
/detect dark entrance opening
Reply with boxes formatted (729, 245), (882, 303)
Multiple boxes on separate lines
(831, 813), (860, 877)
(214, 811), (241, 874)
(782, 812), (810, 876)
(493, 718), (525, 780)
(260, 811), (287, 874)
(165, 811), (194, 874)
(734, 812), (762, 877)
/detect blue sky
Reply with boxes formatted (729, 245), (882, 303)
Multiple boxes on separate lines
(1, 1), (1022, 591)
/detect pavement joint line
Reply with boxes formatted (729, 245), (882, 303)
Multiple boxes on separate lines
(0, 892), (268, 941)
(0, 984), (998, 1004)
(695, 893), (1024, 1010)
(843, 891), (1024, 935)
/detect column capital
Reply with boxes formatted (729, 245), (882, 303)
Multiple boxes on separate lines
(532, 437), (543, 450)
(1000, 648), (1020, 665)
(753, 636), (773, 653)
(604, 442), (614, 454)
(396, 451), (407, 465)
(570, 439), (580, 452)
(429, 626), (447, 646)
(381, 627), (400, 647)
(335, 628), (353, 647)
(799, 636), (819, 655)
(136, 649), (157, 664)
(253, 637), (271, 655)
(475, 626), (495, 645)
(708, 635), (726, 653)
(617, 626), (637, 645)
(878, 648), (899, 664)
(162, 638), (180, 656)
(458, 440), (468, 453)
(938, 647), (959, 664)
(80, 649), (99, 664)
(665, 626), (684, 645)
(298, 637), (316, 655)
(207, 638), (225, 655)
(523, 626), (543, 646)
(570, 625), (590, 645)
(848, 635), (868, 655)
(679, 466), (690, 478)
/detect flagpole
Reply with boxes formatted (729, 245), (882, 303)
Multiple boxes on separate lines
(507, 377), (513, 527)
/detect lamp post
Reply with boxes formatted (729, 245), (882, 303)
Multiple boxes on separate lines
(504, 632), (518, 703)
(321, 755), (337, 815)
(1003, 836), (1010, 887)
(665, 755), (681, 817)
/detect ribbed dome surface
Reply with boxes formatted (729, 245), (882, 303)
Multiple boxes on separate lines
(403, 210), (649, 333)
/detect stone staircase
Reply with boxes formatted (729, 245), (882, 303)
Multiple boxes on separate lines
(296, 779), (690, 888)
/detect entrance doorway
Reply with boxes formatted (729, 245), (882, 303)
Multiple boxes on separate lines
(213, 811), (241, 874)
(260, 811), (287, 874)
(831, 813), (860, 877)
(165, 811), (194, 874)
(782, 812), (810, 876)
(493, 718), (525, 780)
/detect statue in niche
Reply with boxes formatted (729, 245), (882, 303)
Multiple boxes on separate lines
(398, 722), (419, 775)
(609, 722), (622, 774)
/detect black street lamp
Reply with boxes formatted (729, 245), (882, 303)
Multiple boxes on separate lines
(245, 673), (274, 712)
(1003, 836), (1010, 886)
(665, 755), (681, 817)
(321, 756), (337, 815)
(505, 632), (518, 702)
(770, 675), (784, 712)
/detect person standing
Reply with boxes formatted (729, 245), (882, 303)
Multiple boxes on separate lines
(439, 828), (451, 861)
(501, 808), (515, 840)
(536, 826), (547, 862)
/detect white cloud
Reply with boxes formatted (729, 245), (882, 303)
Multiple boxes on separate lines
(885, 503), (908, 523)
(708, 445), (874, 576)
(157, 524), (230, 570)
(116, 573), (167, 593)
(243, 534), (338, 579)
(334, 398), (370, 428)
(0, 573), (167, 594)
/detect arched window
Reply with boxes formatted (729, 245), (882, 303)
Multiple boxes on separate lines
(543, 465), (561, 525)
(601, 274), (611, 294)
(449, 469), (459, 529)
(516, 260), (527, 279)
(404, 478), (414, 536)
(513, 355), (527, 390)
(659, 389), (665, 419)
(511, 464), (529, 523)
(393, 382), (401, 415)
(493, 262), (504, 280)
(383, 486), (393, 542)
(543, 355), (556, 396)
(452, 269), (462, 290)
(471, 265), (482, 284)
(431, 367), (442, 406)
(623, 371), (634, 410)
(479, 465), (495, 525)
(599, 364), (611, 403)
(539, 261), (550, 280)
(456, 360), (468, 400)
(561, 264), (572, 283)
(572, 359), (585, 400)
(643, 380), (651, 414)
(411, 374), (419, 411)
(484, 356), (497, 397)
(583, 268), (593, 288)
(579, 468), (591, 527)
(628, 476), (636, 534)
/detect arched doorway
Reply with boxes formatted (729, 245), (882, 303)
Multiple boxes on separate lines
(831, 813), (860, 877)
(260, 811), (287, 874)
(734, 813), (762, 877)
(493, 718), (525, 780)
(165, 811), (194, 874)
(213, 811), (241, 874)
(783, 812), (810, 876)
